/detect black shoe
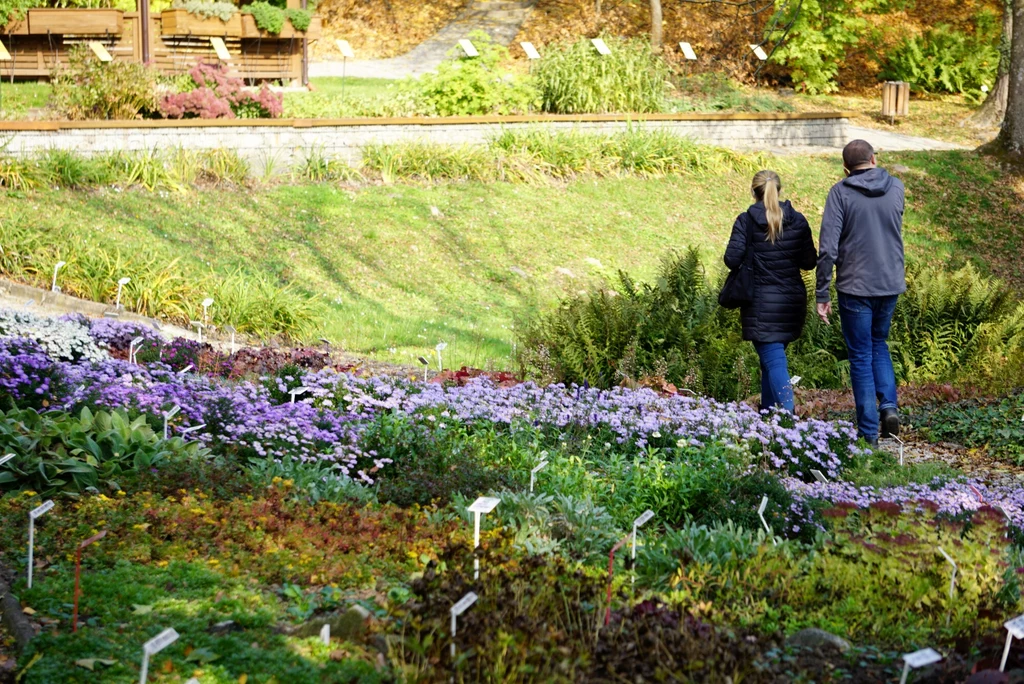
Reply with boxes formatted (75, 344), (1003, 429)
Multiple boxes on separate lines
(880, 408), (900, 439)
(865, 437), (878, 448)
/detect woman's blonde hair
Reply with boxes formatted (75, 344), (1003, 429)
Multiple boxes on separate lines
(751, 170), (783, 243)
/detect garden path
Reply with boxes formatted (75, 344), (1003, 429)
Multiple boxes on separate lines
(310, 0), (535, 79)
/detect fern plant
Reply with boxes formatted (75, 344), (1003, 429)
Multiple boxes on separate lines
(882, 25), (1000, 101)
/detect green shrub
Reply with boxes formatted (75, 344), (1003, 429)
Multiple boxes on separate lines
(533, 36), (669, 113)
(882, 25), (1000, 100)
(411, 31), (539, 116)
(171, 0), (237, 21)
(0, 407), (209, 495)
(242, 1), (309, 34)
(50, 45), (158, 121)
(519, 251), (1024, 399)
(912, 391), (1024, 464)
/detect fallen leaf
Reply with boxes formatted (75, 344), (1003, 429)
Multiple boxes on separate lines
(239, 675), (248, 684)
(131, 604), (153, 615)
(21, 606), (35, 615)
(161, 659), (173, 674)
(185, 648), (219, 664)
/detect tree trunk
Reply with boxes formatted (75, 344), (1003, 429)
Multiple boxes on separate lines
(971, 0), (1012, 127)
(649, 0), (663, 52)
(999, 0), (1024, 154)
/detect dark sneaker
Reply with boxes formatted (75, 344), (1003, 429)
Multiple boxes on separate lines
(880, 407), (900, 439)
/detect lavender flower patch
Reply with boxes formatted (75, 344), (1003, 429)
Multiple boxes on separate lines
(87, 318), (163, 353)
(0, 338), (63, 410)
(784, 477), (1024, 529)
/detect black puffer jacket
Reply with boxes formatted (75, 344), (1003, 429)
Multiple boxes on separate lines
(724, 200), (817, 343)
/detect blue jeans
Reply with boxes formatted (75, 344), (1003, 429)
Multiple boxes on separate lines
(837, 293), (899, 440)
(753, 341), (794, 413)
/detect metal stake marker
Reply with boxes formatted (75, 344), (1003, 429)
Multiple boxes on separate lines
(128, 336), (144, 365)
(631, 510), (655, 585)
(289, 387), (310, 404)
(458, 39), (479, 57)
(679, 41), (697, 60)
(0, 453), (14, 467)
(899, 648), (942, 684)
(201, 298), (214, 327)
(810, 469), (829, 484)
(72, 530), (107, 633)
(27, 500), (54, 588)
(530, 460), (547, 493)
(225, 325), (237, 354)
(449, 592), (478, 660)
(191, 321), (204, 344)
(757, 495), (777, 545)
(320, 623), (330, 646)
(418, 356), (430, 382)
(177, 423), (206, 439)
(176, 364), (193, 376)
(139, 628), (179, 684)
(591, 38), (611, 55)
(893, 435), (905, 465)
(1000, 614), (1024, 672)
(335, 40), (354, 103)
(435, 342), (447, 372)
(115, 277), (131, 310)
(162, 405), (181, 440)
(937, 546), (958, 600)
(467, 497), (500, 579)
(51, 261), (66, 293)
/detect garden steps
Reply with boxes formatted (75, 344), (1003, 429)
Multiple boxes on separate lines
(310, 0), (537, 79)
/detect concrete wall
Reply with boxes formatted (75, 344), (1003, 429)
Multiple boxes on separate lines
(0, 114), (848, 169)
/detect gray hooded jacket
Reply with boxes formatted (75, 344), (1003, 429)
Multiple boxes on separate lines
(815, 167), (906, 303)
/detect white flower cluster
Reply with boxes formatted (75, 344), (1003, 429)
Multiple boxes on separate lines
(0, 310), (107, 362)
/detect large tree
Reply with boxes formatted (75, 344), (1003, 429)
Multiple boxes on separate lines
(999, 0), (1024, 154)
(972, 0), (1013, 127)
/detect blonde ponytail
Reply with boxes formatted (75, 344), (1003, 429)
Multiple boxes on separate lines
(751, 170), (784, 243)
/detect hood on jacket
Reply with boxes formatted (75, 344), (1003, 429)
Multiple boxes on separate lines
(746, 199), (795, 226)
(842, 167), (894, 197)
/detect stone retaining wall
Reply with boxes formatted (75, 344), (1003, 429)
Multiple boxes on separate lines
(0, 114), (849, 169)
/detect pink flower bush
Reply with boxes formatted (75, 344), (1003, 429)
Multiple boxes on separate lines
(159, 63), (283, 120)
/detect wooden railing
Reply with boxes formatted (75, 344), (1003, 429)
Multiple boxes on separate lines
(0, 8), (320, 83)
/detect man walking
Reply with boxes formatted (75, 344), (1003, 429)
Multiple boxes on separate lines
(816, 139), (906, 446)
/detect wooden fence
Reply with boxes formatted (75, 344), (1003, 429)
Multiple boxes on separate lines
(0, 8), (320, 83)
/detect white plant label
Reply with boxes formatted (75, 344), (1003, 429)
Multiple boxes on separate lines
(757, 495), (777, 545)
(591, 38), (611, 55)
(530, 461), (547, 493)
(468, 497), (501, 514)
(290, 387), (310, 404)
(450, 592), (478, 658)
(810, 469), (828, 484)
(177, 365), (194, 376)
(750, 44), (768, 61)
(902, 646), (942, 669)
(458, 39), (479, 57)
(0, 454), (14, 467)
(336, 39), (355, 58)
(937, 546), (958, 599)
(520, 41), (541, 60)
(210, 36), (231, 61)
(790, 375), (802, 386)
(30, 500), (54, 519)
(451, 592), (478, 617)
(320, 623), (330, 645)
(88, 41), (113, 62)
(178, 424), (206, 436)
(140, 628), (179, 684)
(1001, 614), (1024, 671)
(679, 42), (697, 60)
(164, 406), (181, 419)
(634, 510), (655, 528)
(893, 435), (905, 465)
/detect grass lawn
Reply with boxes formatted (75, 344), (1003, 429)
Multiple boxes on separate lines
(1, 150), (1021, 368)
(307, 77), (396, 101)
(792, 91), (993, 147)
(0, 82), (50, 120)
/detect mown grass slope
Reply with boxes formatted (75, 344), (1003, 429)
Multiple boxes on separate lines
(1, 150), (1020, 368)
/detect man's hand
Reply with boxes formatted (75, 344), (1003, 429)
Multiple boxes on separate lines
(817, 302), (832, 324)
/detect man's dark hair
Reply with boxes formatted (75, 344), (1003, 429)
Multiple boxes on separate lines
(842, 139), (874, 170)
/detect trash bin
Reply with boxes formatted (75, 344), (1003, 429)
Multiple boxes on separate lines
(882, 81), (910, 121)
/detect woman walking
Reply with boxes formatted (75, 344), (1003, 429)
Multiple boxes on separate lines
(723, 170), (817, 413)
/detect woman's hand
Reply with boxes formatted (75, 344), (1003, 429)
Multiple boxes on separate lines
(817, 302), (832, 324)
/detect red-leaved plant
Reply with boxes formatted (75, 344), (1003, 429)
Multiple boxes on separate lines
(160, 63), (283, 119)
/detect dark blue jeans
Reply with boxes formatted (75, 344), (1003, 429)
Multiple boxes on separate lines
(837, 293), (899, 440)
(753, 341), (794, 413)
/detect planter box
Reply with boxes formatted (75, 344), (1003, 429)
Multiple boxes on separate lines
(161, 9), (242, 37)
(1, 17), (29, 35)
(27, 9), (123, 35)
(241, 14), (321, 40)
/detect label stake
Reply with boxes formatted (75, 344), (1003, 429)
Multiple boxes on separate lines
(1000, 614), (1024, 672)
(27, 500), (54, 588)
(467, 497), (500, 579)
(139, 628), (179, 684)
(899, 647), (942, 684)
(757, 495), (777, 545)
(530, 460), (547, 493)
(449, 592), (478, 660)
(72, 530), (107, 633)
